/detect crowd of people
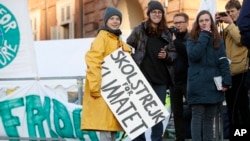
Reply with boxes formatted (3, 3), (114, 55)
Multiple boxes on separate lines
(81, 0), (250, 141)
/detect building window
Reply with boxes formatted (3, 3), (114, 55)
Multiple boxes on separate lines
(30, 10), (41, 40)
(66, 5), (70, 21)
(53, 1), (75, 40)
(61, 7), (65, 22)
(62, 23), (69, 39)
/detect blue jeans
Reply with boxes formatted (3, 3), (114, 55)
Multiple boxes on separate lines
(132, 84), (167, 141)
(191, 104), (218, 141)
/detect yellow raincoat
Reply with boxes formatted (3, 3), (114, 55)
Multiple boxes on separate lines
(81, 30), (131, 131)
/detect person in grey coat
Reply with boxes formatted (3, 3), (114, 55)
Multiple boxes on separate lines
(186, 10), (232, 141)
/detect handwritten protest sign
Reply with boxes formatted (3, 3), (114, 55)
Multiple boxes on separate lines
(101, 48), (169, 140)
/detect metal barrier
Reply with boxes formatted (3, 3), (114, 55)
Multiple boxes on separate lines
(0, 76), (84, 104)
(0, 76), (84, 140)
(215, 102), (224, 141)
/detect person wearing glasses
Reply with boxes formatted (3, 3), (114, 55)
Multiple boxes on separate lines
(170, 12), (190, 141)
(127, 1), (176, 141)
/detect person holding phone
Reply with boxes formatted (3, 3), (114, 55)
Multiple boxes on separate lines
(216, 0), (250, 140)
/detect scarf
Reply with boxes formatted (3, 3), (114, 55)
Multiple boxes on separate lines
(98, 26), (122, 36)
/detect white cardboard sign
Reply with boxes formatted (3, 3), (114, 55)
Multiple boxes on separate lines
(101, 48), (169, 140)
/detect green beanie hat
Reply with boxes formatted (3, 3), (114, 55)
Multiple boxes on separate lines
(104, 7), (122, 24)
(147, 1), (164, 15)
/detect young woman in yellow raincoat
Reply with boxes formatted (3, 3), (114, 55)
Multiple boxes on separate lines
(81, 7), (131, 141)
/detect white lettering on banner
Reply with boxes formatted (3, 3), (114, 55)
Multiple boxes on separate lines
(0, 40), (17, 65)
(101, 48), (169, 140)
(0, 3), (20, 69)
(0, 8), (17, 33)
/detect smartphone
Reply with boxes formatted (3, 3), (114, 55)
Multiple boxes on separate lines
(218, 12), (227, 17)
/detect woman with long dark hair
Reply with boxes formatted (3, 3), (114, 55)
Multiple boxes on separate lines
(187, 10), (231, 141)
(127, 1), (176, 141)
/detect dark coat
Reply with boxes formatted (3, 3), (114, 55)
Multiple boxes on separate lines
(237, 0), (250, 49)
(186, 31), (232, 105)
(172, 31), (189, 85)
(126, 22), (177, 86)
(237, 0), (250, 88)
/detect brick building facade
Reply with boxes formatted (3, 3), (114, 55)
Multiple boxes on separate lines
(28, 0), (232, 40)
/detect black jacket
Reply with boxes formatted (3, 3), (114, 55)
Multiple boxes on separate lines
(127, 22), (177, 86)
(238, 0), (250, 49)
(173, 31), (189, 85)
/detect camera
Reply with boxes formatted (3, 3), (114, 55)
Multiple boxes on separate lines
(216, 12), (228, 24)
(169, 26), (179, 35)
(218, 12), (227, 17)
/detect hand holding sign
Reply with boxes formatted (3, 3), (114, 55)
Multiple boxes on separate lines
(101, 48), (169, 140)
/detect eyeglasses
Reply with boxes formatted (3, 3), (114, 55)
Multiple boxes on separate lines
(150, 10), (163, 15)
(173, 21), (186, 25)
